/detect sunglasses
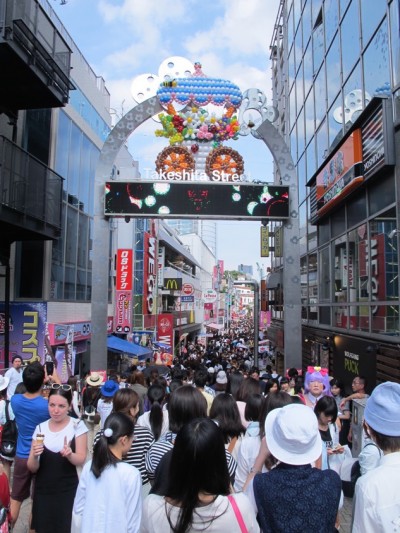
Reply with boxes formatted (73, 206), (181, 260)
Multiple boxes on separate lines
(51, 383), (72, 391)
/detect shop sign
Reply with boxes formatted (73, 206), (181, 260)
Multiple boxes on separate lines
(316, 130), (363, 216)
(48, 321), (92, 344)
(362, 99), (395, 180)
(182, 283), (194, 296)
(202, 289), (217, 303)
(260, 226), (269, 257)
(157, 313), (173, 351)
(116, 249), (133, 291)
(143, 233), (157, 315)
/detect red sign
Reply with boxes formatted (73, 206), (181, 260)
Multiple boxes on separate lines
(116, 249), (133, 291)
(182, 283), (194, 296)
(157, 313), (173, 352)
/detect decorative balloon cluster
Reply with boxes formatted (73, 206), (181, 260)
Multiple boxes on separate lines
(155, 105), (241, 146)
(157, 64), (242, 108)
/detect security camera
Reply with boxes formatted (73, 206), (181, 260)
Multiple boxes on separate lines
(124, 216), (131, 223)
(388, 229), (399, 239)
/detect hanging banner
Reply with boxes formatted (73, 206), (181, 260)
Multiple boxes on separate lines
(260, 226), (269, 257)
(157, 313), (174, 351)
(0, 302), (47, 367)
(114, 291), (132, 333)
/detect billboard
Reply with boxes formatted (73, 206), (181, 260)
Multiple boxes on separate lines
(105, 181), (289, 220)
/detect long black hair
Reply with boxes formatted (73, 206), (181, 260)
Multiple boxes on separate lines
(168, 385), (207, 434)
(91, 412), (134, 479)
(165, 418), (230, 533)
(147, 384), (166, 440)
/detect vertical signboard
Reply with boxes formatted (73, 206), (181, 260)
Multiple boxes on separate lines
(114, 249), (133, 333)
(0, 303), (47, 367)
(157, 313), (174, 352)
(260, 226), (269, 257)
(143, 233), (157, 328)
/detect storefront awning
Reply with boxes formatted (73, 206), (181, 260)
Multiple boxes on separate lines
(107, 335), (152, 360)
(205, 323), (224, 330)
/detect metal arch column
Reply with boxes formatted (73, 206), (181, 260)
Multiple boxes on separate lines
(256, 119), (301, 369)
(90, 96), (163, 371)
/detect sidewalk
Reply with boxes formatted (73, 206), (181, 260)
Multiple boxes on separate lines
(339, 496), (353, 533)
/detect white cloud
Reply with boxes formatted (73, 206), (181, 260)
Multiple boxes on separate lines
(183, 0), (280, 58)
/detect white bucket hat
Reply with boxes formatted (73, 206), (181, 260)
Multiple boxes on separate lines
(265, 404), (322, 465)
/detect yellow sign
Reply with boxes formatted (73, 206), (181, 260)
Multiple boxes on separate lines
(260, 226), (269, 257)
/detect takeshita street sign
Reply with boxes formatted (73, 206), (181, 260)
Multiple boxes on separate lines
(105, 181), (289, 221)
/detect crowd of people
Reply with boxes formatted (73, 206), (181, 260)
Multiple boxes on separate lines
(0, 321), (398, 532)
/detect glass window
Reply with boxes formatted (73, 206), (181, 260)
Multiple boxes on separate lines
(347, 193), (366, 228)
(302, 0), (312, 46)
(368, 174), (395, 215)
(308, 252), (318, 320)
(295, 24), (303, 75)
(319, 306), (331, 324)
(288, 47), (296, 91)
(363, 21), (390, 100)
(314, 65), (326, 129)
(289, 86), (296, 130)
(306, 138), (317, 179)
(341, 0), (360, 81)
(297, 107), (305, 156)
(333, 235), (347, 302)
(316, 119), (328, 168)
(298, 154), (307, 203)
(360, 0), (386, 48)
(299, 200), (307, 255)
(343, 63), (362, 125)
(55, 110), (70, 182)
(324, 0), (339, 49)
(294, 0), (302, 32)
(297, 62), (305, 111)
(68, 123), (82, 203)
(318, 217), (330, 245)
(305, 87), (315, 146)
(339, 0), (351, 19)
(390, 0), (400, 88)
(312, 20), (325, 75)
(319, 245), (331, 301)
(331, 205), (346, 237)
(287, 5), (294, 48)
(326, 34), (341, 110)
(290, 130), (298, 162)
(328, 93), (344, 152)
(371, 306), (400, 335)
(303, 41), (313, 98)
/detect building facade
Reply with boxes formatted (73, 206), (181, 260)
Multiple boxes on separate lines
(269, 0), (400, 388)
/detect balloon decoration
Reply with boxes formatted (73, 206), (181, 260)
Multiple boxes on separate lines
(155, 146), (195, 176)
(205, 147), (244, 180)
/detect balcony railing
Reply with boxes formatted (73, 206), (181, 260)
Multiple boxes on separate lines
(0, 0), (74, 110)
(0, 136), (63, 235)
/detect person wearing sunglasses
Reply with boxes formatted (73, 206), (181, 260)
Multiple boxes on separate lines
(27, 384), (88, 533)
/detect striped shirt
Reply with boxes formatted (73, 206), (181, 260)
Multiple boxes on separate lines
(94, 425), (154, 485)
(145, 431), (237, 481)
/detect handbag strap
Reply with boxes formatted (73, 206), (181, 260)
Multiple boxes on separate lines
(228, 495), (248, 533)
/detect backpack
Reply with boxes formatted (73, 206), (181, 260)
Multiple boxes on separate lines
(0, 402), (17, 458)
(341, 442), (380, 498)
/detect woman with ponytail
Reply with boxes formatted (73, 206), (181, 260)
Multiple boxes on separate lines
(72, 412), (142, 533)
(136, 384), (169, 441)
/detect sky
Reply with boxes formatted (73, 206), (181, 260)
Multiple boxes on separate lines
(51, 0), (281, 277)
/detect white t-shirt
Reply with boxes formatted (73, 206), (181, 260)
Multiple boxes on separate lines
(97, 398), (114, 429)
(5, 367), (23, 399)
(33, 417), (87, 452)
(73, 461), (142, 533)
(136, 410), (169, 441)
(140, 492), (260, 532)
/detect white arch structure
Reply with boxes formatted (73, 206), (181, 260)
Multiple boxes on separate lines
(90, 96), (301, 370)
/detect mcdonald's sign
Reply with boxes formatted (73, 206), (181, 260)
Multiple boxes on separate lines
(163, 278), (182, 291)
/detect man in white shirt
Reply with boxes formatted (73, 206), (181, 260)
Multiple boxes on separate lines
(5, 355), (24, 399)
(352, 382), (400, 532)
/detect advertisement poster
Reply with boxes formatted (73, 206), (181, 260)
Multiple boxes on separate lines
(0, 302), (47, 368)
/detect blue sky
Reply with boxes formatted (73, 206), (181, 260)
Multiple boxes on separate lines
(52, 0), (281, 275)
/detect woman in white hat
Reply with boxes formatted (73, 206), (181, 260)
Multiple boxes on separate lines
(252, 403), (341, 532)
(0, 374), (14, 480)
(352, 382), (400, 532)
